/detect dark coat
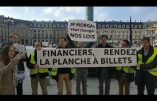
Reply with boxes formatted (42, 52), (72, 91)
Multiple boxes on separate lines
(135, 45), (157, 85)
(96, 43), (116, 79)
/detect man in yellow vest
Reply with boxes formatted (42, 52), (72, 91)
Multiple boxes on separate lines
(26, 41), (49, 95)
(116, 40), (135, 95)
(136, 37), (157, 95)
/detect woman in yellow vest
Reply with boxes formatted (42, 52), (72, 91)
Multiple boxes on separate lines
(116, 40), (135, 95)
(26, 41), (49, 95)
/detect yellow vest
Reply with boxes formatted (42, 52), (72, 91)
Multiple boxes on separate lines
(137, 48), (157, 76)
(116, 66), (134, 73)
(51, 68), (57, 76)
(30, 52), (48, 75)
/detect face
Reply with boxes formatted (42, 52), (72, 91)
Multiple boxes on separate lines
(77, 42), (83, 48)
(48, 44), (52, 48)
(121, 41), (128, 48)
(35, 42), (42, 50)
(59, 38), (67, 48)
(142, 40), (150, 49)
(10, 34), (20, 44)
(100, 36), (107, 44)
(8, 46), (15, 59)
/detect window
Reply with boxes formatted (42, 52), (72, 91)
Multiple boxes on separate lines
(46, 34), (48, 39)
(34, 23), (36, 27)
(42, 33), (44, 38)
(61, 24), (64, 27)
(114, 24), (117, 28)
(53, 24), (56, 27)
(134, 25), (137, 28)
(98, 24), (101, 28)
(57, 24), (60, 27)
(118, 25), (121, 28)
(102, 25), (105, 28)
(110, 35), (112, 39)
(38, 24), (40, 27)
(135, 31), (137, 33)
(106, 24), (109, 28)
(138, 25), (142, 28)
(122, 24), (125, 28)
(50, 34), (52, 38)
(126, 25), (129, 28)
(38, 34), (40, 38)
(139, 31), (141, 34)
(65, 24), (68, 27)
(110, 25), (113, 28)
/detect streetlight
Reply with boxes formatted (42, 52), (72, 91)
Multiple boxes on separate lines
(5, 17), (13, 43)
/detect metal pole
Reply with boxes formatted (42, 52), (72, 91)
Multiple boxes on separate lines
(152, 28), (154, 46)
(129, 16), (132, 47)
(8, 21), (9, 43)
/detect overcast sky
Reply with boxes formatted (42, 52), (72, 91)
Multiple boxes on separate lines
(0, 7), (157, 22)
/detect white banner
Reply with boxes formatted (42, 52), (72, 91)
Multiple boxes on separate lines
(68, 20), (97, 42)
(37, 48), (137, 68)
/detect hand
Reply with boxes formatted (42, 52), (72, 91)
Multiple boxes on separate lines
(13, 52), (25, 61)
(34, 64), (39, 68)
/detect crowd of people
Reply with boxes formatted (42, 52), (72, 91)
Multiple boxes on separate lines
(0, 32), (157, 95)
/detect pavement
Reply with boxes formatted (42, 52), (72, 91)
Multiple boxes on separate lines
(22, 46), (157, 95)
(22, 67), (157, 95)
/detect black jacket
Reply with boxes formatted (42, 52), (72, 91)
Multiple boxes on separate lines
(135, 45), (157, 85)
(137, 45), (157, 70)
(1, 42), (27, 71)
(26, 50), (49, 78)
(96, 43), (115, 79)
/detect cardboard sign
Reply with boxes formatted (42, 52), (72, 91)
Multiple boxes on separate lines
(68, 20), (97, 42)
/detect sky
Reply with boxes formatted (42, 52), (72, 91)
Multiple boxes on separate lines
(0, 7), (157, 22)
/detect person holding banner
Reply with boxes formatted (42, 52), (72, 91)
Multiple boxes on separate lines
(67, 35), (94, 95)
(26, 41), (49, 95)
(116, 40), (135, 95)
(135, 37), (157, 95)
(96, 35), (115, 95)
(55, 37), (75, 95)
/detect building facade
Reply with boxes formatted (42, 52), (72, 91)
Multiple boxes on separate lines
(0, 15), (157, 46)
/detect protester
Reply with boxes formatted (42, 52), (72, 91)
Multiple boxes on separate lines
(116, 40), (135, 95)
(56, 37), (74, 95)
(0, 45), (25, 95)
(1, 33), (27, 95)
(67, 35), (94, 95)
(135, 37), (157, 95)
(26, 41), (49, 95)
(96, 35), (115, 95)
